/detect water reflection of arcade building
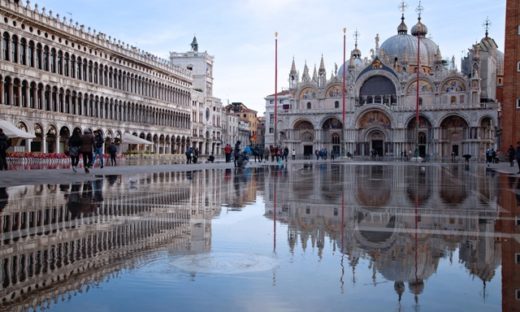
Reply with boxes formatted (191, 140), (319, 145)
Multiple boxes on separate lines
(0, 171), (218, 310)
(264, 164), (501, 300)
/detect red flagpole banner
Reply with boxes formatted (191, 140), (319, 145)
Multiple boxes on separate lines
(274, 32), (278, 147)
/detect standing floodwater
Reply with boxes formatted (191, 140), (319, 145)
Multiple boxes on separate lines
(0, 164), (516, 311)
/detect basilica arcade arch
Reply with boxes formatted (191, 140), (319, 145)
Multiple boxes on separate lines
(293, 119), (315, 157)
(440, 115), (469, 159)
(321, 117), (343, 156)
(406, 116), (433, 158)
(356, 110), (392, 157)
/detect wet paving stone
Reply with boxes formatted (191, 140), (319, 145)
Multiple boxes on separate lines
(0, 163), (517, 311)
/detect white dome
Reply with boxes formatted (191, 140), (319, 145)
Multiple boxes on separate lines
(379, 33), (429, 66)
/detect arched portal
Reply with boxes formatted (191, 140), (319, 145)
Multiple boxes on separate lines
(357, 110), (392, 157)
(46, 125), (57, 153)
(367, 129), (386, 157)
(407, 116), (432, 158)
(59, 126), (70, 154)
(440, 115), (469, 159)
(294, 119), (315, 156)
(322, 117), (343, 156)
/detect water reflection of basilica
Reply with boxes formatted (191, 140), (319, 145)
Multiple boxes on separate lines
(264, 164), (502, 301)
(0, 170), (223, 311)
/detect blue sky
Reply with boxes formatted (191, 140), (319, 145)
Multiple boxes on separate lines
(37, 0), (506, 115)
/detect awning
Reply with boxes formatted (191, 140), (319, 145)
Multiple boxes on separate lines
(122, 133), (153, 145)
(0, 120), (35, 139)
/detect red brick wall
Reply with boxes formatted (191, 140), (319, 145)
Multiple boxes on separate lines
(502, 0), (520, 152)
(497, 175), (520, 312)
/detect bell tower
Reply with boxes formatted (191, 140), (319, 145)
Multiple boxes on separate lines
(502, 0), (520, 150)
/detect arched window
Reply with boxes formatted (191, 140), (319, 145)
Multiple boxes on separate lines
(70, 55), (76, 78)
(88, 61), (93, 83)
(50, 48), (56, 73)
(11, 35), (18, 63)
(43, 46), (49, 71)
(44, 86), (50, 111)
(19, 38), (26, 65)
(57, 51), (63, 75)
(28, 41), (34, 67)
(3, 78), (11, 105)
(77, 57), (82, 80)
(82, 59), (87, 81)
(36, 43), (42, 69)
(2, 32), (10, 60)
(64, 53), (69, 76)
(21, 81), (28, 107)
(450, 96), (457, 105)
(307, 102), (311, 109)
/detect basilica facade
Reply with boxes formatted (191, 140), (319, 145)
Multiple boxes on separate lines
(265, 11), (502, 161)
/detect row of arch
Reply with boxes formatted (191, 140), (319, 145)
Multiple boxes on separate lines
(15, 121), (191, 154)
(0, 75), (190, 129)
(298, 75), (468, 100)
(291, 110), (492, 131)
(0, 30), (190, 106)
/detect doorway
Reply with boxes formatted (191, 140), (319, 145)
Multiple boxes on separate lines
(372, 140), (383, 156)
(304, 145), (313, 157)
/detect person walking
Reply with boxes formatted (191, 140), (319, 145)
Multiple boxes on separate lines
(0, 129), (9, 171)
(68, 128), (82, 172)
(92, 130), (104, 169)
(292, 148), (296, 160)
(80, 129), (94, 173)
(224, 144), (232, 163)
(108, 139), (118, 166)
(264, 146), (270, 162)
(508, 145), (515, 167)
(516, 142), (520, 174)
(485, 147), (493, 167)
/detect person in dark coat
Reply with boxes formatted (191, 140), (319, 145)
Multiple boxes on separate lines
(68, 128), (82, 173)
(516, 142), (520, 174)
(0, 128), (10, 170)
(108, 139), (118, 166)
(508, 145), (515, 167)
(80, 129), (94, 173)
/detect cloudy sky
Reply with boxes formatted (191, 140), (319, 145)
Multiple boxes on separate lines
(37, 0), (506, 115)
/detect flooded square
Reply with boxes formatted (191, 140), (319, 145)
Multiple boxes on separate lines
(0, 163), (518, 311)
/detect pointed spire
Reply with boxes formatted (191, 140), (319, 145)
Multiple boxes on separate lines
(302, 62), (310, 82)
(312, 65), (318, 82)
(319, 55), (326, 75)
(191, 36), (198, 52)
(290, 57), (297, 75)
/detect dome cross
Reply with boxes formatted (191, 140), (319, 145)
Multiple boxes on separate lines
(483, 17), (491, 38)
(416, 0), (424, 20)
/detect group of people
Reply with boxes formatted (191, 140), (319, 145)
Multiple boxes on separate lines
(68, 129), (118, 173)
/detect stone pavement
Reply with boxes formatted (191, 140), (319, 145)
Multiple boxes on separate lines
(487, 159), (520, 175)
(0, 158), (518, 188)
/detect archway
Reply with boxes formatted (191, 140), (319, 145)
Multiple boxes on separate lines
(357, 110), (392, 156)
(440, 115), (468, 159)
(17, 121), (29, 151)
(407, 116), (432, 158)
(46, 125), (57, 153)
(294, 119), (315, 157)
(322, 117), (343, 156)
(59, 126), (70, 154)
(359, 75), (397, 106)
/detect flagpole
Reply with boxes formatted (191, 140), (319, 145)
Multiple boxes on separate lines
(342, 27), (347, 156)
(415, 2), (422, 161)
(274, 32), (278, 148)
